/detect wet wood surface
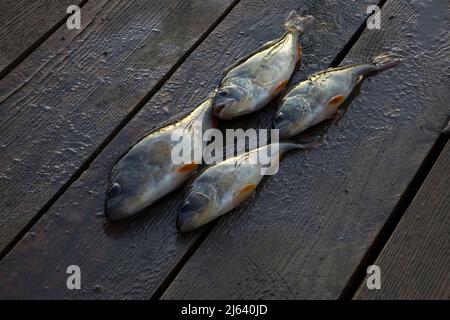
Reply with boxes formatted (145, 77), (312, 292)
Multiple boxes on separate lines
(0, 0), (449, 300)
(162, 0), (450, 299)
(355, 140), (450, 300)
(0, 0), (236, 254)
(0, 0), (85, 76)
(0, 0), (374, 299)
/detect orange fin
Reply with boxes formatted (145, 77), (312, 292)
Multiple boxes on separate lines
(237, 183), (256, 199)
(297, 43), (302, 61)
(327, 95), (345, 108)
(177, 163), (198, 173)
(274, 80), (289, 95)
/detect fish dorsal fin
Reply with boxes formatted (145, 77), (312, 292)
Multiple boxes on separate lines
(178, 97), (214, 132)
(308, 62), (373, 82)
(220, 33), (288, 79)
(233, 146), (262, 168)
(307, 65), (350, 81)
(234, 152), (250, 168)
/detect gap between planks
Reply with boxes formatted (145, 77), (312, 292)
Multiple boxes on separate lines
(0, 0), (241, 259)
(0, 0), (90, 81)
(152, 0), (390, 300)
(339, 129), (450, 299)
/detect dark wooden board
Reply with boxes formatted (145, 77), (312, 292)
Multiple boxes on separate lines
(0, 0), (373, 299)
(162, 0), (450, 299)
(355, 140), (450, 300)
(0, 0), (237, 253)
(0, 0), (84, 75)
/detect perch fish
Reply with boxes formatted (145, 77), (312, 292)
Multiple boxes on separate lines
(273, 53), (400, 138)
(177, 142), (317, 232)
(212, 11), (314, 119)
(105, 96), (217, 220)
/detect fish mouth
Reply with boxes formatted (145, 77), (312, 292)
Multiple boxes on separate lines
(176, 213), (195, 233)
(104, 199), (128, 221)
(104, 195), (144, 221)
(213, 103), (248, 120)
(213, 104), (237, 120)
(213, 94), (239, 119)
(177, 192), (212, 233)
(104, 200), (123, 221)
(177, 208), (199, 233)
(212, 101), (227, 117)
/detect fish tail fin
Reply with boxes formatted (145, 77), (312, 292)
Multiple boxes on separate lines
(279, 140), (322, 153)
(293, 141), (322, 150)
(371, 52), (401, 71)
(284, 11), (314, 34)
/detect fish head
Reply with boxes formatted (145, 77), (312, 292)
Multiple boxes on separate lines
(213, 78), (253, 119)
(104, 148), (152, 221)
(273, 96), (314, 138)
(177, 183), (217, 232)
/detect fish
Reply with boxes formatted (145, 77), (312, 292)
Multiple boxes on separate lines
(273, 53), (400, 138)
(212, 11), (314, 119)
(176, 142), (318, 232)
(105, 95), (217, 221)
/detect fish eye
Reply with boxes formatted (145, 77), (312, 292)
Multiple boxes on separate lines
(108, 182), (122, 198)
(274, 112), (285, 122)
(180, 201), (194, 214)
(181, 192), (210, 214)
(218, 89), (229, 97)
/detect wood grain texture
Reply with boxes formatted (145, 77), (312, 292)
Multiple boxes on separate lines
(0, 0), (236, 253)
(0, 0), (84, 74)
(162, 0), (450, 299)
(0, 0), (373, 299)
(355, 140), (450, 300)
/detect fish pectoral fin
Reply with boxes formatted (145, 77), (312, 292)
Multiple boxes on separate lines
(297, 43), (302, 61)
(236, 183), (257, 201)
(177, 163), (198, 173)
(220, 37), (282, 76)
(274, 79), (289, 95)
(327, 95), (346, 109)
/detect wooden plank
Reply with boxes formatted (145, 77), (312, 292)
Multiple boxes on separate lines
(0, 0), (237, 253)
(0, 0), (374, 299)
(161, 0), (450, 299)
(0, 0), (84, 76)
(355, 140), (450, 300)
